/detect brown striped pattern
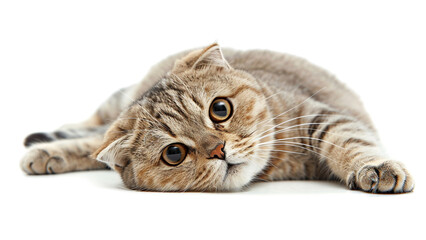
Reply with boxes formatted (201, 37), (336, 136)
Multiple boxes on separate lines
(20, 44), (414, 193)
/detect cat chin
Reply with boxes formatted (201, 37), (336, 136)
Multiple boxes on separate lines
(220, 156), (267, 191)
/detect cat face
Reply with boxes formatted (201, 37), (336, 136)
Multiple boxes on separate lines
(94, 44), (274, 191)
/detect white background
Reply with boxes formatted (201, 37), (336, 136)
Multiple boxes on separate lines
(1, 1), (425, 239)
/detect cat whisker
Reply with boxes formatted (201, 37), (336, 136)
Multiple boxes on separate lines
(117, 88), (141, 107)
(267, 127), (355, 140)
(253, 114), (339, 140)
(259, 136), (344, 149)
(256, 110), (350, 141)
(255, 120), (347, 142)
(260, 141), (322, 151)
(261, 141), (328, 158)
(250, 155), (282, 171)
(170, 73), (191, 91)
(261, 149), (307, 155)
(250, 155), (294, 181)
(137, 106), (160, 124)
(264, 90), (287, 101)
(253, 87), (326, 129)
(258, 140), (332, 171)
(259, 142), (345, 169)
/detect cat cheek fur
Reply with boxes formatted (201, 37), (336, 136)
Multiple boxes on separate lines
(217, 88), (276, 190)
(220, 121), (275, 190)
(114, 45), (273, 191)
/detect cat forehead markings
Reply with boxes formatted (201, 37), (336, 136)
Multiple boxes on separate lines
(134, 97), (208, 144)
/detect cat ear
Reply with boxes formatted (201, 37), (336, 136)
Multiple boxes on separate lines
(92, 126), (130, 171)
(93, 109), (139, 170)
(192, 43), (231, 70)
(172, 43), (231, 73)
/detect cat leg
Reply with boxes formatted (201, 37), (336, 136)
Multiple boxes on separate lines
(21, 85), (140, 173)
(305, 109), (414, 193)
(24, 84), (138, 147)
(21, 135), (107, 174)
(24, 125), (109, 147)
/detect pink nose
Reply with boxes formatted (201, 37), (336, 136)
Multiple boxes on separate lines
(210, 144), (225, 160)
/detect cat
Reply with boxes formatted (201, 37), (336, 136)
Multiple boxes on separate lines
(20, 43), (414, 193)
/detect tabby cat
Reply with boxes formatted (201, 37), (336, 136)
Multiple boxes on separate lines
(21, 43), (414, 193)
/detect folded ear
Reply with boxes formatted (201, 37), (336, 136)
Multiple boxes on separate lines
(92, 125), (130, 172)
(172, 43), (231, 73)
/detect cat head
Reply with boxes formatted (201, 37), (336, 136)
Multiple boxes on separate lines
(93, 44), (274, 191)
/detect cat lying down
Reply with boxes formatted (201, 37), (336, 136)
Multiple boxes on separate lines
(21, 43), (414, 193)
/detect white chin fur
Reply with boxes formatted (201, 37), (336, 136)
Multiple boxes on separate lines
(221, 155), (268, 191)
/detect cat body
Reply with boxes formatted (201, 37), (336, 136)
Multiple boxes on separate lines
(21, 44), (414, 193)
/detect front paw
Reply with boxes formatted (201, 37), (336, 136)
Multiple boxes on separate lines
(347, 160), (414, 193)
(20, 147), (68, 175)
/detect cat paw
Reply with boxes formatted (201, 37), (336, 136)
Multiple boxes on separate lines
(20, 147), (68, 175)
(347, 160), (414, 193)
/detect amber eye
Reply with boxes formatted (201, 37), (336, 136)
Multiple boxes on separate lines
(209, 98), (233, 122)
(162, 143), (187, 166)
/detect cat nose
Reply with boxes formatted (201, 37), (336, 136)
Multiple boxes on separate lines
(209, 143), (225, 160)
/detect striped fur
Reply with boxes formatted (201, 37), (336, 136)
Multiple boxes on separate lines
(20, 43), (414, 193)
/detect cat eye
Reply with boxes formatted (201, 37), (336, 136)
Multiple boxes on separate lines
(161, 143), (187, 166)
(209, 98), (233, 122)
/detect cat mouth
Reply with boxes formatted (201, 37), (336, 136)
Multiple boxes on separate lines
(223, 161), (243, 182)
